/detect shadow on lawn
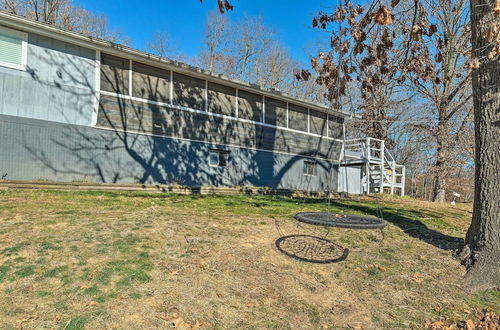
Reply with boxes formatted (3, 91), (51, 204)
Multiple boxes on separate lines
(324, 199), (464, 251)
(275, 234), (349, 263)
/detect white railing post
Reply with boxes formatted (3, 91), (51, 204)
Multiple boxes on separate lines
(391, 161), (395, 195)
(401, 166), (406, 196)
(380, 140), (385, 194)
(366, 137), (371, 194)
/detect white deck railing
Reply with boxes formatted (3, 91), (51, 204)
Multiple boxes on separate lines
(341, 137), (405, 196)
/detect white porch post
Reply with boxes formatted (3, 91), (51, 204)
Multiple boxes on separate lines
(366, 137), (371, 194)
(380, 140), (385, 194)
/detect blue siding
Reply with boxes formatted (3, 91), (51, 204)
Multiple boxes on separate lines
(0, 114), (338, 191)
(0, 32), (96, 125)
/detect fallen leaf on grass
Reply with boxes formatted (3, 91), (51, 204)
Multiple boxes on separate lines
(157, 312), (169, 321)
(172, 316), (188, 328)
(54, 314), (62, 321)
(413, 273), (425, 283)
(16, 315), (39, 325)
(79, 284), (91, 290)
(89, 301), (99, 306)
(465, 319), (475, 329)
(192, 320), (204, 330)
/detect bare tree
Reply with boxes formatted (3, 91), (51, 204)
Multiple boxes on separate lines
(1, 0), (127, 43)
(401, 0), (473, 202)
(198, 10), (230, 73)
(145, 31), (187, 62)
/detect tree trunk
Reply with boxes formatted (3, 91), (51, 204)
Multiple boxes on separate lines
(433, 123), (448, 203)
(455, 0), (500, 292)
(433, 172), (446, 203)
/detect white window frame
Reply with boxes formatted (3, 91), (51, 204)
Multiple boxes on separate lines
(0, 26), (28, 71)
(303, 160), (317, 176)
(209, 149), (229, 167)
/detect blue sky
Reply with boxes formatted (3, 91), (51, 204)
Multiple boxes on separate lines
(74, 0), (333, 64)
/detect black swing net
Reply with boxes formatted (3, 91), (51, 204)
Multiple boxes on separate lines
(274, 70), (386, 263)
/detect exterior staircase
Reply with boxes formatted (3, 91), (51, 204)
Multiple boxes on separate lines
(340, 137), (406, 196)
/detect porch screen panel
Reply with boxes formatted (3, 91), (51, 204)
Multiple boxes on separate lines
(100, 53), (129, 95)
(309, 109), (327, 136)
(207, 82), (236, 117)
(288, 103), (308, 132)
(173, 72), (205, 110)
(132, 62), (170, 103)
(328, 115), (343, 138)
(265, 98), (287, 127)
(238, 90), (263, 122)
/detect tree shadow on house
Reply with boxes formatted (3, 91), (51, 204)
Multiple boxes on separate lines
(11, 42), (347, 193)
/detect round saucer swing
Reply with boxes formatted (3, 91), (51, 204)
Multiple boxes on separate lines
(277, 102), (387, 264)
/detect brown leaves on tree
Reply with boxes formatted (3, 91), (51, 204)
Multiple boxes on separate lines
(468, 58), (481, 69)
(373, 7), (394, 25)
(494, 0), (500, 17)
(294, 69), (311, 81)
(199, 0), (233, 14)
(483, 23), (498, 43)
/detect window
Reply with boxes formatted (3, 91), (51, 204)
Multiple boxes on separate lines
(0, 26), (27, 70)
(100, 53), (130, 94)
(265, 98), (287, 127)
(288, 104), (308, 132)
(209, 149), (229, 167)
(238, 90), (263, 122)
(303, 160), (317, 176)
(309, 109), (327, 136)
(328, 115), (343, 138)
(207, 81), (236, 117)
(173, 72), (205, 110)
(132, 61), (170, 103)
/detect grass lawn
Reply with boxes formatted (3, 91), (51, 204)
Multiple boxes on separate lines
(0, 189), (498, 329)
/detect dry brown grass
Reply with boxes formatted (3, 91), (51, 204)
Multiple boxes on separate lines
(0, 189), (498, 329)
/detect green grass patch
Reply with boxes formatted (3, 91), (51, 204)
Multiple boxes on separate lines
(0, 265), (9, 282)
(42, 266), (68, 278)
(14, 265), (35, 278)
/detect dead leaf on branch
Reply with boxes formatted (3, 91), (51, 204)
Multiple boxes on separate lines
(494, 0), (500, 17)
(468, 58), (480, 69)
(374, 6), (394, 25)
(488, 45), (500, 60)
(483, 23), (498, 43)
(391, 0), (400, 8)
(429, 24), (437, 37)
(354, 43), (365, 54)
